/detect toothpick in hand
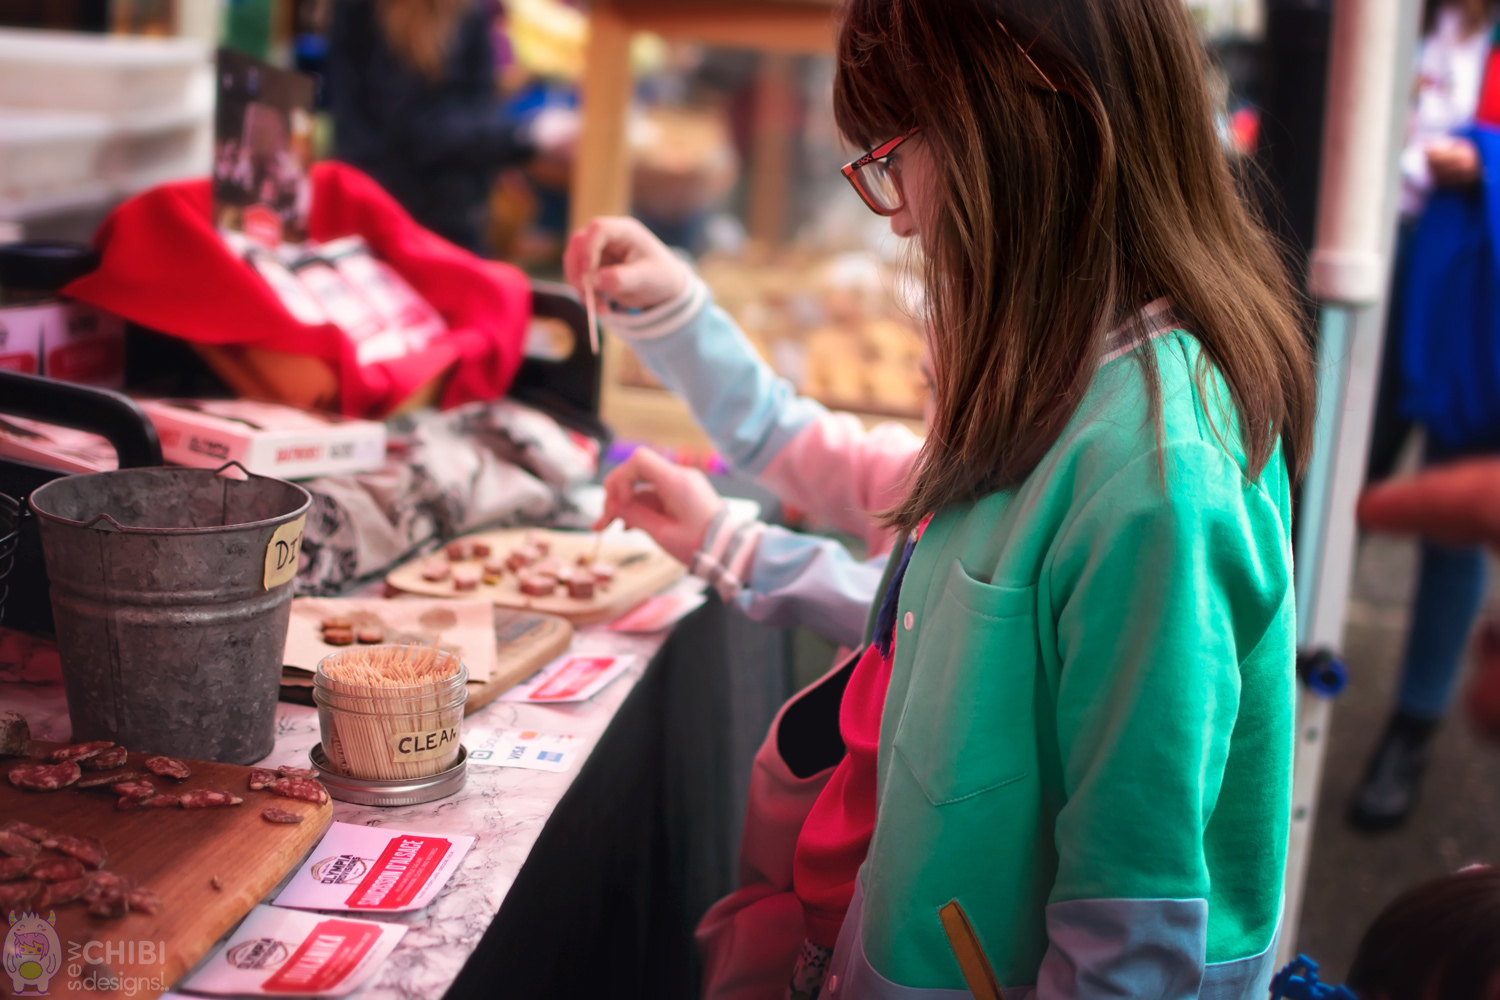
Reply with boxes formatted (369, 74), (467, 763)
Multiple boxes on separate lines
(583, 271), (600, 355)
(593, 517), (620, 564)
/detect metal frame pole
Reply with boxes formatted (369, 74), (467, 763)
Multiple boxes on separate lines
(1279, 0), (1423, 961)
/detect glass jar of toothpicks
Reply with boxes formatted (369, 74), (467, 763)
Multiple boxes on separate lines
(313, 644), (468, 781)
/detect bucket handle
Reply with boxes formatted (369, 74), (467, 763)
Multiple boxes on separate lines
(212, 460), (254, 481)
(79, 513), (126, 533)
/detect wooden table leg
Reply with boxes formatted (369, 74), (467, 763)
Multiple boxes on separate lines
(571, 0), (634, 229)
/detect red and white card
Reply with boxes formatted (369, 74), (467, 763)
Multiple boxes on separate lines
(182, 905), (405, 997)
(499, 653), (638, 704)
(273, 822), (473, 913)
(607, 577), (707, 633)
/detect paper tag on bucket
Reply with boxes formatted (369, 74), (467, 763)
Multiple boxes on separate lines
(387, 724), (461, 763)
(264, 514), (307, 589)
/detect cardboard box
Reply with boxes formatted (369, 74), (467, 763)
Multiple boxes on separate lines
(42, 302), (125, 387)
(140, 398), (386, 479)
(0, 303), (48, 375)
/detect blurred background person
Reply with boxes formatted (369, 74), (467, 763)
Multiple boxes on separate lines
(1366, 0), (1493, 483)
(328, 0), (544, 253)
(1351, 0), (1500, 832)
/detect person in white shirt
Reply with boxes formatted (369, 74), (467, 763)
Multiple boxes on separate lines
(1355, 0), (1497, 832)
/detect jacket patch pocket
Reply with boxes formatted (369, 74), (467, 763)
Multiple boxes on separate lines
(893, 558), (1039, 806)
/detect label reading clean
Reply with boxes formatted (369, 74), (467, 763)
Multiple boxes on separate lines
(387, 725), (460, 763)
(264, 515), (307, 590)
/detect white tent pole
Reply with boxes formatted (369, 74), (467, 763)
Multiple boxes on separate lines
(1279, 0), (1422, 962)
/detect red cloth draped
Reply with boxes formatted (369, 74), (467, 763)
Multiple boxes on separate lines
(1473, 26), (1500, 127)
(62, 161), (530, 418)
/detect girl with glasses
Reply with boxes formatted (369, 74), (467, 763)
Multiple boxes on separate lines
(569, 0), (1315, 996)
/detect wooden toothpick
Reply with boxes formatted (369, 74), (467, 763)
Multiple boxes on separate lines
(583, 271), (600, 355)
(592, 517), (619, 563)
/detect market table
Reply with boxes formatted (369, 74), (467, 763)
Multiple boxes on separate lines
(0, 593), (793, 1000)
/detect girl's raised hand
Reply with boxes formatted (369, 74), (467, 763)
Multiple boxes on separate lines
(593, 447), (721, 565)
(564, 217), (691, 311)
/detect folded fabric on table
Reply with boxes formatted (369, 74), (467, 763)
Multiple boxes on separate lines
(295, 398), (602, 594)
(63, 161), (532, 418)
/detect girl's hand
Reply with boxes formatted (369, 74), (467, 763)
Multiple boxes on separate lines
(1428, 137), (1481, 188)
(594, 447), (720, 565)
(564, 217), (690, 310)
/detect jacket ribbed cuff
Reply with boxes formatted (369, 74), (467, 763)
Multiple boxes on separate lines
(689, 505), (766, 603)
(599, 271), (708, 341)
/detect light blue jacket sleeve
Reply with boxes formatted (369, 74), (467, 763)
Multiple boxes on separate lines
(736, 525), (888, 648)
(607, 276), (884, 646)
(620, 289), (828, 476)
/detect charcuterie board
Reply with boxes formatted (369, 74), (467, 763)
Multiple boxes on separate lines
(0, 741), (331, 999)
(384, 529), (685, 627)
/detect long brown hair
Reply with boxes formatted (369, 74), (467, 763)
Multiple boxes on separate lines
(376, 0), (469, 81)
(1346, 866), (1500, 1000)
(834, 0), (1316, 531)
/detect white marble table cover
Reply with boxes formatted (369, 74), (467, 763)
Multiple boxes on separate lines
(0, 624), (671, 999)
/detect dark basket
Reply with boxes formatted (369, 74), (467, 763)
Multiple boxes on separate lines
(0, 492), (18, 625)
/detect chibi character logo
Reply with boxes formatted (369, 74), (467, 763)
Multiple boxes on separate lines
(4, 910), (61, 995)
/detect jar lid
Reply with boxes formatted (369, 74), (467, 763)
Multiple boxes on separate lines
(0, 241), (101, 293)
(308, 742), (468, 807)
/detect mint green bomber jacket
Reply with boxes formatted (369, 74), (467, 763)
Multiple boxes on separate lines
(826, 330), (1295, 999)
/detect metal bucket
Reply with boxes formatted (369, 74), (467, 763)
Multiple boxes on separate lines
(29, 463), (311, 764)
(0, 492), (18, 625)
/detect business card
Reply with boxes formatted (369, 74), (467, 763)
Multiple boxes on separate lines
(182, 905), (405, 996)
(606, 575), (705, 629)
(499, 653), (637, 703)
(273, 822), (473, 913)
(607, 591), (707, 633)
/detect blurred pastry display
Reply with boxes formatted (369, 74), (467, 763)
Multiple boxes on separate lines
(618, 249), (928, 419)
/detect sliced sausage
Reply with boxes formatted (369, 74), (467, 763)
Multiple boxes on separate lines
(143, 756), (191, 781)
(8, 760), (81, 791)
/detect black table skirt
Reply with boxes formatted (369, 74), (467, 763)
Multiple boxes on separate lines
(446, 594), (793, 1000)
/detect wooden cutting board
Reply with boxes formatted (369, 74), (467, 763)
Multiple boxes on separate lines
(385, 528), (684, 627)
(465, 608), (574, 712)
(0, 742), (331, 1000)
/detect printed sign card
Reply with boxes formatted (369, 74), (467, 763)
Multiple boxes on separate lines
(607, 592), (706, 633)
(607, 576), (706, 633)
(465, 727), (584, 772)
(182, 905), (405, 997)
(498, 653), (638, 704)
(273, 822), (473, 913)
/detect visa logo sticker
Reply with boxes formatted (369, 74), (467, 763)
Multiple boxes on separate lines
(463, 728), (581, 773)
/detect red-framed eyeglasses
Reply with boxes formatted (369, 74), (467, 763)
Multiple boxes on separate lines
(841, 126), (920, 217)
(841, 20), (1058, 218)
